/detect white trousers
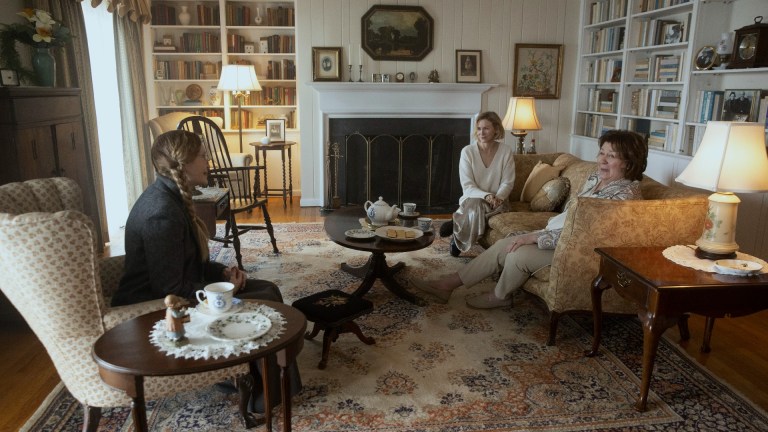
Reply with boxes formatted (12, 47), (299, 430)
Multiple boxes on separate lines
(457, 237), (554, 299)
(453, 198), (491, 252)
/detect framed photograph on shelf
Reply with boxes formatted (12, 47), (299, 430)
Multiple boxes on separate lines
(513, 44), (564, 99)
(361, 5), (433, 61)
(694, 46), (717, 70)
(662, 22), (683, 44)
(266, 119), (286, 142)
(0, 69), (19, 86)
(455, 50), (482, 83)
(721, 89), (760, 121)
(312, 47), (342, 81)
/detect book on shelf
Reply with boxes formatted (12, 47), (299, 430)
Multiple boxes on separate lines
(154, 44), (177, 52)
(633, 58), (650, 82)
(636, 0), (691, 13)
(758, 95), (768, 128)
(589, 0), (628, 25)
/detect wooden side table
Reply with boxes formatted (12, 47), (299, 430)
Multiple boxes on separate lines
(192, 188), (229, 237)
(586, 246), (768, 412)
(92, 300), (306, 432)
(249, 141), (296, 208)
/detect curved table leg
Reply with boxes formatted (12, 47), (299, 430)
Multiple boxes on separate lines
(128, 376), (148, 432)
(344, 252), (422, 304)
(586, 274), (611, 357)
(636, 311), (679, 412)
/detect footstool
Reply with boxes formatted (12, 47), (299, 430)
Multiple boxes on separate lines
(291, 290), (375, 369)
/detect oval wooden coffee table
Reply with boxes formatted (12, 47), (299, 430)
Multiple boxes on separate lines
(324, 206), (434, 305)
(92, 300), (306, 432)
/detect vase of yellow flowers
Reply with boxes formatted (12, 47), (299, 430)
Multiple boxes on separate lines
(0, 8), (72, 86)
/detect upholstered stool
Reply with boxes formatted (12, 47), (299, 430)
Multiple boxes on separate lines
(291, 290), (375, 369)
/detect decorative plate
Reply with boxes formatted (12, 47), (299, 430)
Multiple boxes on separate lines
(195, 298), (243, 316)
(374, 226), (423, 242)
(185, 83), (203, 101)
(713, 259), (763, 276)
(345, 228), (375, 240)
(206, 312), (273, 342)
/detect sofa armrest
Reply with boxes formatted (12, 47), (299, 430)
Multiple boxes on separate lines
(99, 255), (125, 302)
(545, 195), (708, 313)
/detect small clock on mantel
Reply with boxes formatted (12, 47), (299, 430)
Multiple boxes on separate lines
(728, 16), (768, 69)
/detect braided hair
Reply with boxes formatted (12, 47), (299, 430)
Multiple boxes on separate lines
(151, 130), (210, 261)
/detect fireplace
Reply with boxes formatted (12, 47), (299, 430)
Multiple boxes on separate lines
(307, 82), (497, 209)
(329, 117), (470, 212)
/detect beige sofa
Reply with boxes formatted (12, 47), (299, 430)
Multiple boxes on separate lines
(480, 153), (709, 345)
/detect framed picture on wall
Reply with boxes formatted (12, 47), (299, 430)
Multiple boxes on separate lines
(513, 44), (564, 99)
(455, 50), (482, 83)
(266, 119), (286, 142)
(361, 5), (434, 61)
(312, 47), (342, 81)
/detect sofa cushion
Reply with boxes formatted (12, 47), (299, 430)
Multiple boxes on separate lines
(521, 161), (563, 202)
(530, 177), (571, 212)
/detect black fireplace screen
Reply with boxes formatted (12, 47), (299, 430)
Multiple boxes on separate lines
(328, 117), (471, 212)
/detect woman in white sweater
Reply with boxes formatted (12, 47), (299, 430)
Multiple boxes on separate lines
(441, 111), (515, 256)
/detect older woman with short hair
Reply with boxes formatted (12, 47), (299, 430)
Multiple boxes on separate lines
(417, 129), (648, 309)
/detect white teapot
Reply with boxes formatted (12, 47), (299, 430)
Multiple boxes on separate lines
(364, 196), (400, 226)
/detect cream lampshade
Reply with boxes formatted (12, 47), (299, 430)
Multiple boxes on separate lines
(217, 65), (261, 152)
(675, 122), (768, 259)
(502, 97), (542, 154)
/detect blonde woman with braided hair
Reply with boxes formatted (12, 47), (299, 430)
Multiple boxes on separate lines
(113, 130), (301, 411)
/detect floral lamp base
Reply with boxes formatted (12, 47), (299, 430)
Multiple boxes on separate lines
(695, 192), (740, 260)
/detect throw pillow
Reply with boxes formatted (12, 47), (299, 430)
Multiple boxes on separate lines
(520, 161), (563, 202)
(530, 177), (571, 212)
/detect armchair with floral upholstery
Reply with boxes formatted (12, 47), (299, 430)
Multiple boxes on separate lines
(0, 178), (247, 431)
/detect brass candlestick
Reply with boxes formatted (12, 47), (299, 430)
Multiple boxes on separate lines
(348, 65), (353, 82)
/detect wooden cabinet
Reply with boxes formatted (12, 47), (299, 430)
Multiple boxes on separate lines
(0, 87), (103, 247)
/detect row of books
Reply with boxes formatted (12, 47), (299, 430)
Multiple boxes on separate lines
(231, 87), (297, 106)
(692, 90), (726, 123)
(154, 60), (221, 80)
(636, 0), (690, 13)
(266, 60), (296, 80)
(588, 0), (627, 25)
(629, 88), (680, 119)
(226, 34), (294, 54)
(225, 5), (295, 27)
(585, 58), (622, 83)
(151, 5), (220, 26)
(693, 89), (768, 124)
(626, 119), (677, 152)
(230, 110), (297, 129)
(633, 17), (688, 47)
(583, 114), (617, 138)
(632, 54), (683, 82)
(178, 32), (221, 53)
(159, 108), (224, 117)
(586, 89), (618, 113)
(588, 26), (626, 54)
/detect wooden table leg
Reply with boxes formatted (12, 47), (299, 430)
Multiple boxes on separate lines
(345, 252), (423, 304)
(701, 317), (716, 353)
(586, 274), (610, 357)
(636, 310), (679, 412)
(261, 357), (273, 432)
(128, 376), (148, 432)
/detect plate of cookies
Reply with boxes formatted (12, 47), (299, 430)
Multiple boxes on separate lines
(374, 226), (423, 242)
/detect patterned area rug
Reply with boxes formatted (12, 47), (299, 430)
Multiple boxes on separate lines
(23, 222), (768, 431)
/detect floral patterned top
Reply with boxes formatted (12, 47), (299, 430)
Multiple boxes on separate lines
(536, 172), (642, 249)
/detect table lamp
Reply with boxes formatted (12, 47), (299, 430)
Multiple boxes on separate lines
(502, 97), (542, 154)
(675, 122), (768, 259)
(217, 65), (261, 152)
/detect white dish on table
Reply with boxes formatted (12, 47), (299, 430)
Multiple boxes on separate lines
(374, 226), (423, 242)
(206, 312), (273, 342)
(345, 228), (375, 240)
(713, 259), (763, 276)
(195, 297), (243, 316)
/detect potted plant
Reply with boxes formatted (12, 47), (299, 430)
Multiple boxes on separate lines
(0, 8), (72, 86)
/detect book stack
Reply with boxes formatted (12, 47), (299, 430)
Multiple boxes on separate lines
(150, 5), (177, 25)
(154, 43), (177, 53)
(633, 58), (650, 82)
(693, 90), (725, 123)
(656, 55), (682, 82)
(266, 6), (295, 26)
(197, 5), (220, 26)
(259, 35), (295, 54)
(589, 26), (626, 53)
(587, 89), (618, 113)
(589, 0), (628, 24)
(225, 4), (252, 26)
(654, 90), (680, 119)
(180, 32), (221, 53)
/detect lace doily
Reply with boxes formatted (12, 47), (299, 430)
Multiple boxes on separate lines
(662, 245), (768, 273)
(150, 302), (286, 360)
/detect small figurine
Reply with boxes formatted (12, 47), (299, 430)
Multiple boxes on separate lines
(165, 294), (190, 344)
(428, 69), (439, 83)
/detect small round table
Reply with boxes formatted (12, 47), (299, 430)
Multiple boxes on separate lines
(92, 301), (306, 432)
(324, 206), (435, 305)
(248, 141), (296, 208)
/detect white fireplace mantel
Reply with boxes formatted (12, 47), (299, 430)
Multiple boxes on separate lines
(304, 82), (497, 206)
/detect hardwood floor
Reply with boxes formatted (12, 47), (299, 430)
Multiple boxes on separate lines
(2, 197), (767, 431)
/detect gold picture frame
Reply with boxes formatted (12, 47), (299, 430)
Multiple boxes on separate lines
(694, 46), (717, 70)
(513, 44), (564, 99)
(312, 47), (342, 82)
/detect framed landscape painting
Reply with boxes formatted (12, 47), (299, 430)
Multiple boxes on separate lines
(361, 5), (433, 61)
(513, 44), (564, 99)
